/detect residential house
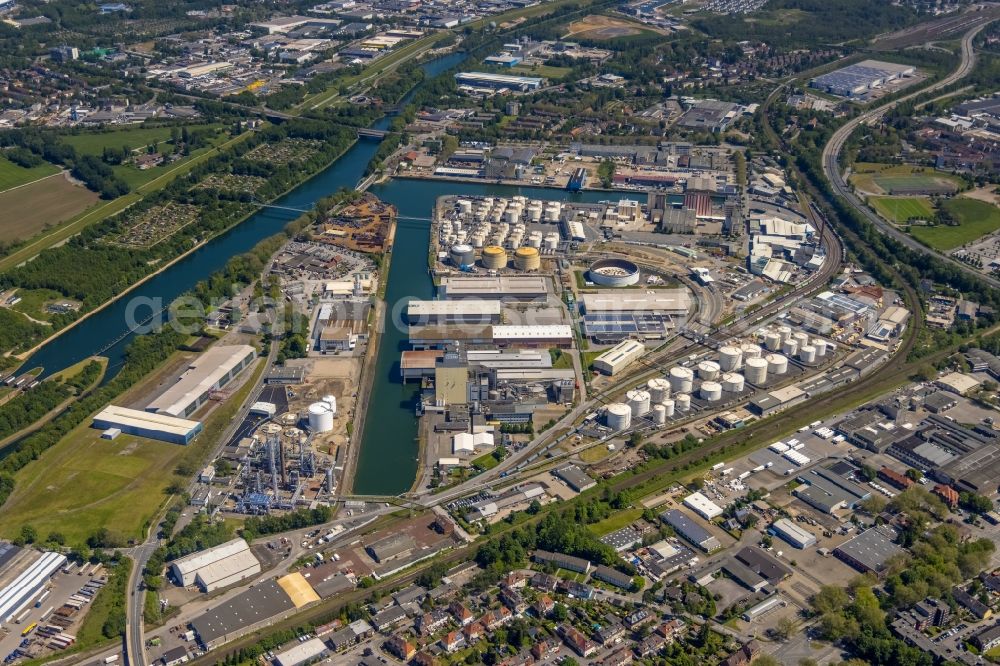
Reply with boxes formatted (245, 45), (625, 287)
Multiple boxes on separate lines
(449, 601), (475, 626)
(384, 635), (416, 661)
(440, 630), (466, 653)
(559, 624), (598, 658)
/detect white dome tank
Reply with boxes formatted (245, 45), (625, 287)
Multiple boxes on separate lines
(722, 372), (745, 393)
(740, 343), (763, 359)
(697, 361), (721, 381)
(669, 366), (694, 393)
(744, 357), (769, 384)
(777, 326), (792, 343)
(308, 402), (334, 433)
(651, 404), (667, 425)
(781, 339), (799, 357)
(764, 331), (782, 351)
(700, 381), (722, 402)
(675, 393), (691, 411)
(766, 353), (788, 375)
(812, 338), (827, 356)
(719, 346), (742, 372)
(661, 399), (675, 417)
(647, 378), (671, 404)
(799, 345), (817, 364)
(626, 389), (651, 417)
(605, 403), (632, 430)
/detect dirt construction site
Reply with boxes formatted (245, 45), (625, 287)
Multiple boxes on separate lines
(563, 14), (662, 39)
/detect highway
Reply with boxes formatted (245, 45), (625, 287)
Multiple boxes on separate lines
(821, 18), (999, 289)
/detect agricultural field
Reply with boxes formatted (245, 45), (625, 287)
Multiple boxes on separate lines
(849, 163), (963, 196)
(110, 201), (201, 248)
(0, 175), (100, 244)
(911, 197), (1000, 251)
(563, 14), (662, 40)
(869, 196), (934, 223)
(0, 155), (60, 193)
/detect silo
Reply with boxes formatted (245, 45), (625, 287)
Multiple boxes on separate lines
(744, 357), (768, 384)
(781, 339), (798, 357)
(812, 338), (827, 357)
(661, 399), (675, 417)
(719, 346), (742, 372)
(721, 372), (745, 393)
(651, 404), (667, 425)
(799, 345), (817, 364)
(308, 402), (334, 433)
(777, 326), (792, 343)
(514, 246), (541, 271)
(647, 378), (671, 404)
(605, 403), (632, 430)
(626, 389), (651, 417)
(764, 331), (782, 351)
(669, 366), (694, 393)
(700, 381), (722, 402)
(481, 245), (507, 269)
(697, 360), (721, 380)
(766, 353), (788, 375)
(740, 343), (763, 359)
(675, 393), (691, 412)
(450, 243), (475, 268)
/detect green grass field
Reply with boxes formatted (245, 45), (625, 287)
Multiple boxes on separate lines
(0, 156), (60, 193)
(472, 452), (500, 470)
(588, 507), (643, 536)
(850, 163), (963, 195)
(911, 197), (1000, 251)
(869, 196), (934, 223)
(510, 64), (572, 79)
(61, 125), (213, 156)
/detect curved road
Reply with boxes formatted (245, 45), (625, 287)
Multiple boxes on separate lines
(822, 18), (999, 289)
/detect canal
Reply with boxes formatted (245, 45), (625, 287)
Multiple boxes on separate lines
(19, 52), (641, 495)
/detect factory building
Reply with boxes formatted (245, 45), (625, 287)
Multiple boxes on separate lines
(592, 339), (645, 376)
(810, 60), (915, 98)
(438, 276), (549, 300)
(147, 345), (257, 418)
(170, 538), (261, 593)
(191, 579), (297, 649)
(454, 71), (545, 92)
(683, 492), (723, 520)
(581, 290), (691, 317)
(92, 405), (203, 445)
(793, 465), (870, 514)
(554, 464), (596, 492)
(834, 527), (904, 576)
(660, 509), (720, 552)
(274, 638), (329, 666)
(0, 549), (67, 624)
(407, 300), (502, 326)
(769, 518), (817, 549)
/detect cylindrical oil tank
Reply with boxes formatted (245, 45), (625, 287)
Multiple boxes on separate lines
(740, 343), (763, 359)
(781, 339), (798, 357)
(481, 245), (507, 269)
(661, 399), (675, 417)
(697, 360), (721, 380)
(799, 345), (817, 364)
(543, 233), (559, 251)
(514, 246), (540, 271)
(605, 403), (632, 430)
(647, 378), (671, 404)
(528, 205), (542, 223)
(764, 331), (781, 351)
(793, 332), (809, 347)
(719, 346), (742, 372)
(651, 404), (667, 425)
(504, 209), (518, 224)
(744, 357), (768, 384)
(722, 372), (745, 393)
(812, 338), (827, 356)
(450, 243), (475, 268)
(456, 199), (472, 215)
(700, 381), (722, 402)
(626, 389), (651, 417)
(669, 366), (694, 393)
(308, 402), (334, 433)
(675, 393), (691, 411)
(777, 326), (792, 343)
(766, 353), (788, 375)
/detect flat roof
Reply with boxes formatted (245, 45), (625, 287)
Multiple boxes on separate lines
(147, 345), (255, 416)
(492, 325), (573, 339)
(172, 538), (252, 576)
(683, 492), (723, 518)
(400, 350), (445, 369)
(834, 526), (903, 573)
(770, 518), (816, 545)
(660, 509), (719, 549)
(439, 276), (549, 297)
(455, 71), (543, 85)
(582, 289), (691, 313)
(94, 405), (202, 437)
(407, 300), (502, 316)
(191, 579), (295, 646)
(554, 464), (595, 490)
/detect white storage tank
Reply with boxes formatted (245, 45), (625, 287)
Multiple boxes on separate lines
(744, 357), (769, 384)
(605, 403), (632, 430)
(626, 389), (651, 417)
(812, 338), (827, 357)
(661, 399), (675, 417)
(781, 339), (799, 357)
(766, 353), (788, 375)
(719, 346), (742, 372)
(450, 243), (475, 268)
(764, 331), (781, 351)
(777, 326), (792, 343)
(697, 360), (721, 381)
(647, 378), (671, 404)
(456, 199), (472, 215)
(543, 233), (559, 251)
(793, 332), (810, 347)
(740, 343), (763, 359)
(651, 404), (667, 425)
(700, 381), (722, 402)
(308, 402), (334, 433)
(799, 345), (817, 364)
(675, 393), (691, 411)
(721, 372), (745, 393)
(669, 366), (694, 393)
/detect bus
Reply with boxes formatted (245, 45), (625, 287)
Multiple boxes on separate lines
(21, 623), (37, 637)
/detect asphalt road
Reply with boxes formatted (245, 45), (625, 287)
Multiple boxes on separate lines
(821, 18), (1000, 289)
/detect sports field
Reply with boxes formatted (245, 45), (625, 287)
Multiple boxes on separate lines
(869, 196), (934, 223)
(849, 163), (962, 196)
(911, 197), (1000, 251)
(0, 175), (99, 244)
(0, 156), (60, 193)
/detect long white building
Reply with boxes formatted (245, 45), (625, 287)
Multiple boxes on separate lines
(169, 538), (261, 593)
(147, 345), (256, 418)
(0, 550), (67, 624)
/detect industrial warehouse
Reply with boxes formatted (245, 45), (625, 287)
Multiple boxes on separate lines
(146, 345), (257, 417)
(169, 538), (261, 592)
(91, 405), (203, 444)
(810, 60), (916, 98)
